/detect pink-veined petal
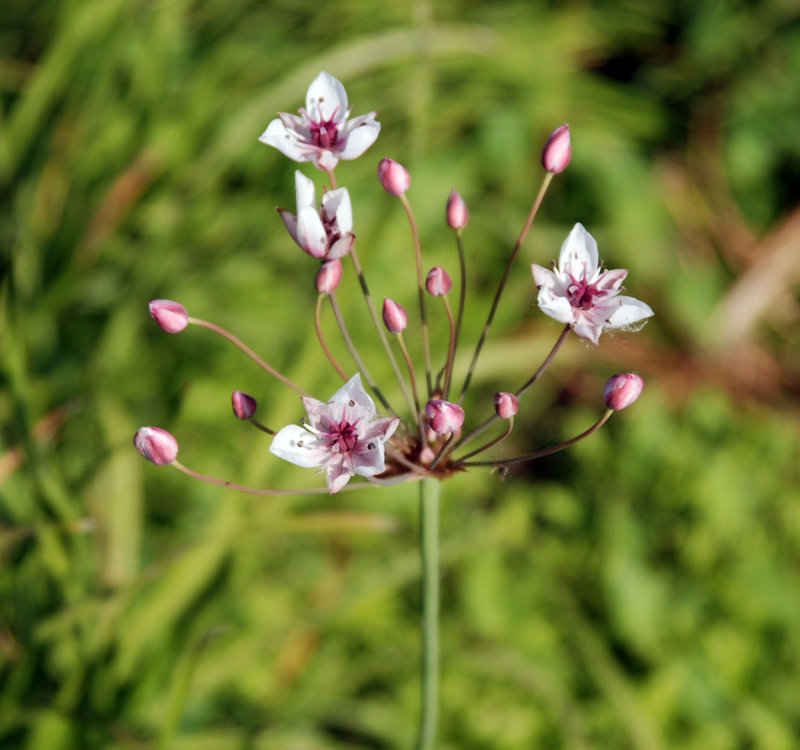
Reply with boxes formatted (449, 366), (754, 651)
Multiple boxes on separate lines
(352, 440), (387, 478)
(327, 233), (354, 259)
(326, 459), (354, 494)
(328, 374), (376, 421)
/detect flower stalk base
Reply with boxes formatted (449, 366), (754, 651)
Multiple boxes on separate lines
(415, 476), (440, 750)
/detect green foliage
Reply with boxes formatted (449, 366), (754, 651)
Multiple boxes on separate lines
(2, 0), (800, 747)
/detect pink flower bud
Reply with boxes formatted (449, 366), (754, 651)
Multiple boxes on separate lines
(315, 258), (343, 294)
(377, 158), (411, 196)
(425, 399), (465, 434)
(494, 392), (519, 419)
(446, 189), (469, 230)
(603, 373), (644, 411)
(148, 299), (188, 334)
(382, 298), (408, 333)
(134, 426), (179, 465)
(541, 124), (571, 174)
(425, 266), (452, 296)
(232, 391), (257, 419)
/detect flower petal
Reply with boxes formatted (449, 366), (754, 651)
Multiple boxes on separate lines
(297, 206), (328, 258)
(605, 296), (654, 327)
(294, 170), (316, 211)
(270, 425), (327, 468)
(339, 119), (381, 160)
(352, 440), (387, 478)
(326, 459), (354, 494)
(322, 188), (352, 234)
(306, 72), (348, 123)
(259, 118), (312, 162)
(328, 373), (376, 421)
(558, 223), (598, 278)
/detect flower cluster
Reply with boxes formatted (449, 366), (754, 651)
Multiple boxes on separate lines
(136, 72), (653, 495)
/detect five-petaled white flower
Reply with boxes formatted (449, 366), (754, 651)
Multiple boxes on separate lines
(278, 170), (354, 259)
(270, 374), (399, 494)
(259, 71), (381, 171)
(531, 223), (653, 344)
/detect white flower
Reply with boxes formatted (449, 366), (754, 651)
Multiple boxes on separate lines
(531, 223), (653, 344)
(259, 71), (380, 171)
(270, 374), (399, 494)
(278, 171), (354, 259)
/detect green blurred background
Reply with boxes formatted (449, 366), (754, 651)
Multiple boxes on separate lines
(2, 0), (800, 747)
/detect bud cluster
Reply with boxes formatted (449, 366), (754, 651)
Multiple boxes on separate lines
(136, 72), (652, 494)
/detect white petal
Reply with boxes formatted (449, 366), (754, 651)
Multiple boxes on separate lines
(531, 263), (558, 290)
(306, 71), (348, 123)
(314, 149), (339, 171)
(297, 206), (328, 258)
(538, 292), (574, 324)
(339, 120), (381, 160)
(558, 223), (598, 278)
(322, 188), (352, 233)
(259, 119), (312, 162)
(327, 233), (354, 259)
(571, 316), (602, 344)
(352, 440), (387, 478)
(294, 170), (316, 211)
(326, 459), (354, 494)
(328, 374), (376, 421)
(605, 296), (654, 327)
(270, 425), (326, 468)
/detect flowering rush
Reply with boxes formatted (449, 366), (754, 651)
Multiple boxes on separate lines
(259, 71), (380, 172)
(136, 71), (653, 492)
(136, 71), (656, 750)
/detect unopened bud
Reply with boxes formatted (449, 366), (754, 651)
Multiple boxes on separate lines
(382, 298), (408, 333)
(232, 391), (257, 419)
(603, 373), (644, 411)
(149, 299), (189, 334)
(425, 399), (465, 434)
(134, 426), (179, 465)
(446, 189), (469, 231)
(494, 392), (519, 419)
(315, 258), (343, 294)
(426, 266), (452, 296)
(541, 124), (571, 174)
(377, 158), (411, 196)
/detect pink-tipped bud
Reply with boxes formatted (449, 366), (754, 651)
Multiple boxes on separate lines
(446, 189), (469, 231)
(541, 124), (571, 174)
(425, 266), (452, 296)
(149, 299), (188, 334)
(494, 392), (519, 419)
(315, 258), (343, 294)
(377, 158), (411, 196)
(603, 373), (644, 411)
(134, 426), (179, 465)
(232, 391), (257, 419)
(382, 298), (408, 333)
(425, 399), (465, 435)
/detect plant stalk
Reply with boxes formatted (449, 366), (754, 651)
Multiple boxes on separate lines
(414, 476), (440, 750)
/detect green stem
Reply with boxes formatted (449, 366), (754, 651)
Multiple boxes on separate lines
(415, 476), (440, 750)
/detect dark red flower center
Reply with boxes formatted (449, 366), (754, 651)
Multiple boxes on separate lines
(324, 416), (359, 453)
(567, 273), (602, 310)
